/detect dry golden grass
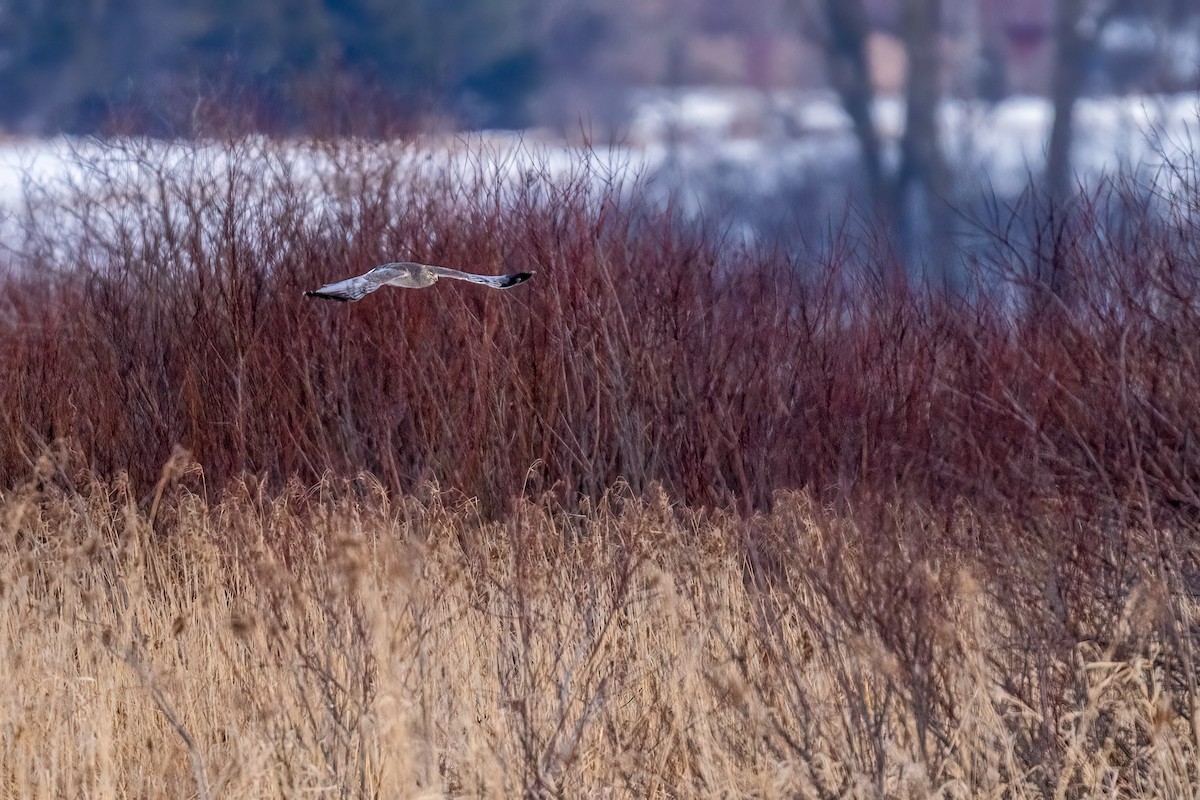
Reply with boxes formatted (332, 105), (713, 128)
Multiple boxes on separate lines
(1, 468), (1197, 798)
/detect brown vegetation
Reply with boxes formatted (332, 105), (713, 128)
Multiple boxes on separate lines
(0, 135), (1198, 796)
(1, 469), (1196, 798)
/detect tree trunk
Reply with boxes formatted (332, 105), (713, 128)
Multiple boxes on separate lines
(820, 0), (886, 205)
(1046, 0), (1086, 210)
(813, 0), (956, 284)
(898, 0), (954, 287)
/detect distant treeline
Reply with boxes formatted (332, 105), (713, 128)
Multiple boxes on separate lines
(0, 0), (544, 135)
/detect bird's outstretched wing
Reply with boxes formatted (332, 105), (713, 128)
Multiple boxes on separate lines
(304, 272), (385, 302)
(428, 265), (535, 289)
(306, 262), (534, 302)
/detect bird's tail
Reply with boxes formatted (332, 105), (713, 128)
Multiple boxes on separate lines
(435, 268), (536, 289)
(497, 271), (534, 288)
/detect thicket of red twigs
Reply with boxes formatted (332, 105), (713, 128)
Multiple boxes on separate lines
(3, 137), (1197, 528)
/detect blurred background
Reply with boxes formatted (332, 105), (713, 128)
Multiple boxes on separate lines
(2, 0), (1198, 135)
(2, 0), (1199, 276)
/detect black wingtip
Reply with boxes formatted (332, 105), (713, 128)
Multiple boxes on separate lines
(305, 290), (350, 302)
(502, 271), (535, 288)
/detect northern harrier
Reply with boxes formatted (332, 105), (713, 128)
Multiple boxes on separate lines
(306, 262), (534, 302)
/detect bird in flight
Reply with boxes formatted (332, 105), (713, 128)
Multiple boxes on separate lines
(306, 262), (534, 302)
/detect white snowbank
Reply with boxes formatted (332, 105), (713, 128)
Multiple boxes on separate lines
(1, 89), (1199, 250)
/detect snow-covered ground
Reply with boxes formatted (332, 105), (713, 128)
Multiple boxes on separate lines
(626, 87), (1200, 197)
(1, 88), (1199, 249)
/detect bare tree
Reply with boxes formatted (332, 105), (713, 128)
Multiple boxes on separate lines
(1047, 0), (1125, 208)
(1041, 0), (1120, 304)
(1047, 0), (1085, 209)
(898, 0), (953, 287)
(800, 0), (955, 286)
(819, 0), (887, 203)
